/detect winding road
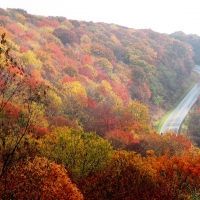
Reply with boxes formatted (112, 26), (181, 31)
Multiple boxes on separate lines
(160, 66), (200, 134)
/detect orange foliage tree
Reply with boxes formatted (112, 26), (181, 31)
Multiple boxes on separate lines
(140, 132), (192, 156)
(0, 157), (83, 199)
(78, 150), (158, 200)
(79, 150), (200, 200)
(154, 153), (200, 199)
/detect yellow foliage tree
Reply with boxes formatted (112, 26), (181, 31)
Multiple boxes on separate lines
(128, 101), (150, 123)
(127, 101), (151, 134)
(60, 20), (74, 30)
(110, 34), (120, 44)
(97, 58), (113, 74)
(15, 13), (26, 22)
(21, 50), (43, 69)
(63, 81), (88, 116)
(84, 64), (97, 77)
(41, 127), (113, 179)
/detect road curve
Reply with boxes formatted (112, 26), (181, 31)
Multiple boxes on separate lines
(160, 66), (200, 134)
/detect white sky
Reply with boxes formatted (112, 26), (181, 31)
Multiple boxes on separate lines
(1, 0), (200, 35)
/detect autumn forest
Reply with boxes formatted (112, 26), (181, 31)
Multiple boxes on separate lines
(1, 8), (200, 199)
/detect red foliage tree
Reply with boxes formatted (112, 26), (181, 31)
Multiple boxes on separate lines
(20, 45), (30, 52)
(105, 129), (140, 149)
(87, 97), (97, 108)
(50, 115), (80, 130)
(83, 103), (117, 137)
(62, 76), (75, 84)
(53, 28), (78, 44)
(24, 31), (35, 40)
(79, 67), (95, 80)
(112, 82), (130, 105)
(6, 23), (24, 36)
(37, 18), (60, 28)
(81, 54), (93, 65)
(91, 43), (116, 61)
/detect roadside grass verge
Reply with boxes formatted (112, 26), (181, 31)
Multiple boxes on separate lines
(155, 71), (200, 133)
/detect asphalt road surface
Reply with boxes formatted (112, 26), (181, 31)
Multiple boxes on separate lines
(160, 66), (200, 134)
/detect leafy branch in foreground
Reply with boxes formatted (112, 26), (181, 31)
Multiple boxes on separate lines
(0, 33), (48, 177)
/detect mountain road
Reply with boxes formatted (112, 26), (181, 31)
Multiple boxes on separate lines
(160, 66), (200, 134)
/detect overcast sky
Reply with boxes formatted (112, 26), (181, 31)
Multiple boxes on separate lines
(1, 0), (200, 35)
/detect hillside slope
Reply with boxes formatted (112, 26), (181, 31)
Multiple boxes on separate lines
(0, 8), (196, 132)
(170, 31), (200, 65)
(2, 8), (200, 199)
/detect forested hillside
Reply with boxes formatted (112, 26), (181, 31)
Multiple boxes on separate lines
(171, 31), (200, 65)
(0, 9), (196, 116)
(1, 8), (200, 199)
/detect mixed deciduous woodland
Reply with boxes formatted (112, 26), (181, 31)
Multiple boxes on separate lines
(0, 8), (200, 199)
